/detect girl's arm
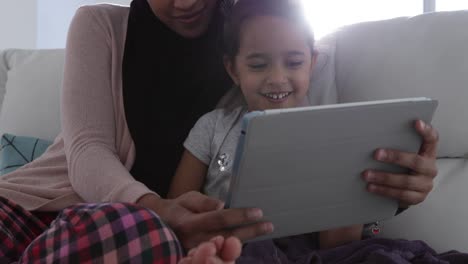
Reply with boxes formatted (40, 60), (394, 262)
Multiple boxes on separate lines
(319, 224), (363, 249)
(168, 150), (208, 199)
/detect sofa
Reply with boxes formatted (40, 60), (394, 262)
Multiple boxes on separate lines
(1, 10), (467, 253)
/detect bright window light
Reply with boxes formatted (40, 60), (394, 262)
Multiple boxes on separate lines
(437, 0), (468, 11)
(300, 0), (422, 39)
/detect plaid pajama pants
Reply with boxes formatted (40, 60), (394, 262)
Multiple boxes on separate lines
(0, 196), (183, 264)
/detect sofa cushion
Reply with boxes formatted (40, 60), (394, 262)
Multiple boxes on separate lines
(0, 49), (65, 141)
(308, 34), (338, 106)
(381, 158), (468, 253)
(335, 11), (468, 158)
(0, 133), (52, 176)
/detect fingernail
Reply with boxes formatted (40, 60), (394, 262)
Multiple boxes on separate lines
(216, 202), (225, 210)
(368, 184), (377, 192)
(211, 236), (222, 242)
(247, 208), (263, 220)
(263, 222), (274, 233)
(364, 171), (375, 181)
(420, 120), (426, 130)
(376, 149), (387, 161)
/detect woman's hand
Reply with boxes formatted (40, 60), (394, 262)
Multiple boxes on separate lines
(137, 191), (273, 250)
(362, 120), (439, 207)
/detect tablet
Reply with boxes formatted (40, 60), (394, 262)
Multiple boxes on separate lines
(226, 97), (438, 241)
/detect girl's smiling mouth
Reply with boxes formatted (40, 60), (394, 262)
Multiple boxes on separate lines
(261, 91), (292, 102)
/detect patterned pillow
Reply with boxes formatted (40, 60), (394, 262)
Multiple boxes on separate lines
(0, 133), (52, 176)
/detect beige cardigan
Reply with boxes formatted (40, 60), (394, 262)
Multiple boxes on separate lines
(0, 4), (158, 211)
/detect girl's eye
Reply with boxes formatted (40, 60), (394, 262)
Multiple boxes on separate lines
(248, 63), (267, 70)
(287, 60), (304, 68)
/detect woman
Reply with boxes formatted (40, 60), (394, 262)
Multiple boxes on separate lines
(0, 0), (439, 263)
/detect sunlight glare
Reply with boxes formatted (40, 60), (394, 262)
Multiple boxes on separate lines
(300, 0), (422, 39)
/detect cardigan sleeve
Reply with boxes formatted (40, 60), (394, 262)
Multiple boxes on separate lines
(61, 6), (157, 204)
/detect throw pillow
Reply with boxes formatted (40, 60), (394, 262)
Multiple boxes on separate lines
(0, 133), (52, 176)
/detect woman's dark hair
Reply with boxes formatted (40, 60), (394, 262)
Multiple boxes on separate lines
(223, 0), (315, 60)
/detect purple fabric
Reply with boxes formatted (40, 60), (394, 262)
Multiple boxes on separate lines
(237, 237), (468, 264)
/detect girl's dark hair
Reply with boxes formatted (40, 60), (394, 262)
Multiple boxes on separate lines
(223, 0), (315, 60)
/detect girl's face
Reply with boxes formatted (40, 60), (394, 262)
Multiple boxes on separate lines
(225, 15), (317, 111)
(148, 0), (218, 38)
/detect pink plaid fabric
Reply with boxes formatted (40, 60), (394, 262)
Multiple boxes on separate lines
(1, 197), (183, 263)
(0, 196), (49, 263)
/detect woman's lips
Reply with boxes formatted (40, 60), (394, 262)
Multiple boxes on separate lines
(175, 8), (205, 24)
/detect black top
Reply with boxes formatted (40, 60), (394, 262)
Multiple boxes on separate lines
(122, 0), (232, 197)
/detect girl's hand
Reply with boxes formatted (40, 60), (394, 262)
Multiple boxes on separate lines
(362, 120), (439, 207)
(138, 191), (273, 250)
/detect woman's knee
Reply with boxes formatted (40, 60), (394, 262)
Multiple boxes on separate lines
(0, 196), (48, 263)
(20, 203), (183, 263)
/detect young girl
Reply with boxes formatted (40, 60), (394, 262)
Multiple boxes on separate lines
(170, 0), (362, 259)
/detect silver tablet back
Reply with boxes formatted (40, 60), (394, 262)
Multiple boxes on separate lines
(227, 98), (438, 241)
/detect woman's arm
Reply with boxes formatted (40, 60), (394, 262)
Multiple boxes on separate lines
(62, 6), (155, 203)
(168, 150), (208, 199)
(319, 224), (363, 249)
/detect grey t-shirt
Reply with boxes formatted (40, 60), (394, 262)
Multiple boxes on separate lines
(184, 106), (247, 201)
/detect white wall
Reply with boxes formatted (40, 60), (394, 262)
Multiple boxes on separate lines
(0, 0), (131, 50)
(38, 0), (132, 49)
(0, 0), (38, 49)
